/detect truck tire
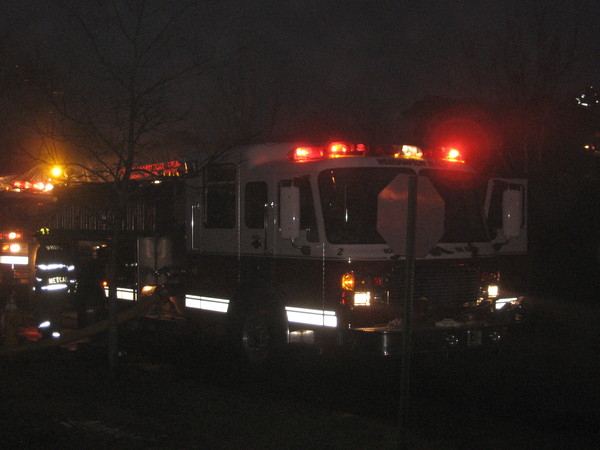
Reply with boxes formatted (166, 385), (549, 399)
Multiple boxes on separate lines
(228, 298), (287, 366)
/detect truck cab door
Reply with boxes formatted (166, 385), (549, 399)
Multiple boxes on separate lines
(484, 178), (527, 254)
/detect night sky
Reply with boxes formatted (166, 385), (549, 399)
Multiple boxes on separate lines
(1, 0), (599, 149)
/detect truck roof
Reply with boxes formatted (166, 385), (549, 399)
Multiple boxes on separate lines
(187, 141), (475, 174)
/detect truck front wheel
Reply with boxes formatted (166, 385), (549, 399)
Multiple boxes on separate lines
(229, 302), (287, 366)
(242, 310), (275, 364)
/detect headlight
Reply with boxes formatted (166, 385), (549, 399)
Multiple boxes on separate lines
(487, 284), (499, 298)
(353, 291), (371, 306)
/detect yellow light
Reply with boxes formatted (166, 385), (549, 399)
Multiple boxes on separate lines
(141, 285), (156, 295)
(488, 284), (499, 298)
(341, 272), (355, 291)
(395, 145), (423, 159)
(51, 166), (63, 178)
(9, 243), (21, 253)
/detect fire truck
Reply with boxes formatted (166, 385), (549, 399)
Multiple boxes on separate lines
(0, 172), (185, 333)
(39, 177), (187, 327)
(44, 142), (528, 362)
(175, 142), (527, 362)
(0, 181), (56, 311)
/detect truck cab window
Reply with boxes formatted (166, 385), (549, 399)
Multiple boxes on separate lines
(423, 169), (489, 243)
(296, 176), (319, 242)
(245, 182), (267, 229)
(204, 164), (236, 229)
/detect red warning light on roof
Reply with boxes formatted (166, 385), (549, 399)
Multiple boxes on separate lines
(288, 142), (367, 161)
(289, 146), (324, 161)
(329, 142), (349, 156)
(441, 147), (464, 162)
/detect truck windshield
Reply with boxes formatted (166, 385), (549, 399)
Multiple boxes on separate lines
(318, 168), (488, 245)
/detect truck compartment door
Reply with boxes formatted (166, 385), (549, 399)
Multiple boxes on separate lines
(484, 178), (527, 254)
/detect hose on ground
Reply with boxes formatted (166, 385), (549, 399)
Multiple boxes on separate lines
(0, 293), (160, 356)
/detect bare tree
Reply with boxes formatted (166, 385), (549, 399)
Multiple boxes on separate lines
(457, 1), (579, 175)
(33, 0), (216, 374)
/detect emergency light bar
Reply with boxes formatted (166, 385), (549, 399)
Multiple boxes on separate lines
(0, 231), (23, 240)
(10, 181), (54, 192)
(287, 141), (463, 163)
(288, 142), (366, 161)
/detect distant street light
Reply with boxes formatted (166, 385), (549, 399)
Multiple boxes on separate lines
(576, 85), (599, 109)
(51, 166), (63, 178)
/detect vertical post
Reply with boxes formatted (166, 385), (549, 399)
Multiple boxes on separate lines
(398, 175), (418, 447)
(107, 231), (119, 378)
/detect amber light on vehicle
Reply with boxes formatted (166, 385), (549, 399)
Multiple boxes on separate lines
(340, 272), (373, 307)
(2, 243), (24, 254)
(341, 272), (354, 291)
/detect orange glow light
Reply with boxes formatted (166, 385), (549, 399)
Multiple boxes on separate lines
(341, 272), (355, 291)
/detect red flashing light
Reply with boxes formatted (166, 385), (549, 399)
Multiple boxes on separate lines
(328, 142), (365, 157)
(12, 181), (31, 190)
(329, 142), (350, 157)
(441, 147), (464, 163)
(0, 231), (23, 240)
(289, 142), (366, 161)
(289, 146), (324, 161)
(10, 181), (53, 192)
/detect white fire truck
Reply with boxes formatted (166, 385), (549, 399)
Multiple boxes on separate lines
(46, 142), (528, 362)
(179, 142), (526, 361)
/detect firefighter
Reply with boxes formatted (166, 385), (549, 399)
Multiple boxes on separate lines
(32, 243), (77, 338)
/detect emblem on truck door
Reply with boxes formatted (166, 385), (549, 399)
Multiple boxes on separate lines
(251, 235), (262, 249)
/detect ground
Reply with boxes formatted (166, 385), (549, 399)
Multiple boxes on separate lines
(1, 296), (599, 449)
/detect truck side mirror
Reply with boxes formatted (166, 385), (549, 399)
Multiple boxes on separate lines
(280, 185), (300, 240)
(502, 188), (522, 238)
